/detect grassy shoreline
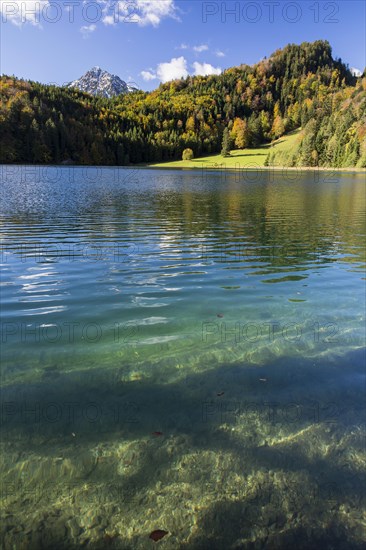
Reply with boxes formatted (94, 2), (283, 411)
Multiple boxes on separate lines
(144, 130), (365, 172)
(142, 163), (366, 173)
(1, 163), (364, 173)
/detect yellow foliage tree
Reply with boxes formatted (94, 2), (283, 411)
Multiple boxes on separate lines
(231, 117), (250, 149)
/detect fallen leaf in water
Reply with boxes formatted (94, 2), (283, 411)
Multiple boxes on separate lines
(152, 431), (163, 436)
(217, 313), (224, 318)
(217, 392), (225, 396)
(149, 530), (168, 541)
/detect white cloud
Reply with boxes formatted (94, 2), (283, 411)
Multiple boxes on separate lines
(176, 44), (211, 53)
(102, 14), (115, 26)
(112, 0), (179, 27)
(193, 44), (209, 53)
(192, 62), (222, 77)
(137, 0), (179, 26)
(80, 24), (96, 38)
(142, 57), (222, 84)
(0, 0), (49, 27)
(141, 70), (157, 81)
(350, 67), (362, 77)
(157, 57), (189, 83)
(216, 50), (225, 58)
(1, 1), (179, 29)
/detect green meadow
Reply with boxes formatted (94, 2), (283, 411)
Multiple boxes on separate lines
(147, 130), (302, 169)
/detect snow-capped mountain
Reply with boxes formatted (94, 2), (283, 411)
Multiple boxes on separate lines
(67, 67), (137, 98)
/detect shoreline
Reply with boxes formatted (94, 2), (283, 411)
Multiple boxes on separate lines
(0, 163), (365, 174)
(143, 164), (366, 173)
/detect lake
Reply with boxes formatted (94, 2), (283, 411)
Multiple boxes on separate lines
(0, 165), (365, 549)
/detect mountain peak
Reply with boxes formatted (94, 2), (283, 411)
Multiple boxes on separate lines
(68, 67), (130, 98)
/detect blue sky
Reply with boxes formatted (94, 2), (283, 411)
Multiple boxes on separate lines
(1, 1), (365, 90)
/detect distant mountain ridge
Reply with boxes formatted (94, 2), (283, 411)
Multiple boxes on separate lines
(68, 67), (137, 97)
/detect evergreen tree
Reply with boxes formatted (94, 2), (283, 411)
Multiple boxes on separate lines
(221, 128), (232, 156)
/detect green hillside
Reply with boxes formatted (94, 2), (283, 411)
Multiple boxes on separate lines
(147, 130), (302, 169)
(1, 40), (365, 168)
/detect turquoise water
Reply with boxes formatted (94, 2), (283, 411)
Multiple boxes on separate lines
(0, 166), (365, 548)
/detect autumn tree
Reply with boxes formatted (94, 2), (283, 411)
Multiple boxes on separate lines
(271, 115), (285, 140)
(231, 117), (250, 149)
(182, 148), (194, 160)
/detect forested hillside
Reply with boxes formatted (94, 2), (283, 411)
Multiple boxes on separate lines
(1, 40), (365, 167)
